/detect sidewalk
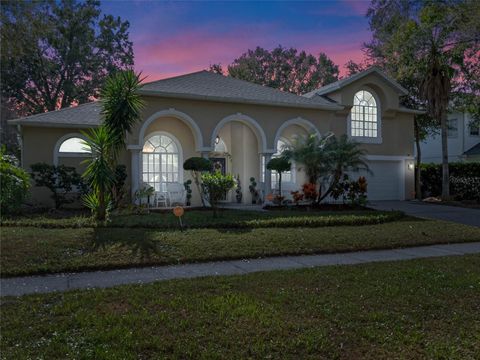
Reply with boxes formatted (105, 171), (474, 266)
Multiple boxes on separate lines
(2, 242), (479, 297)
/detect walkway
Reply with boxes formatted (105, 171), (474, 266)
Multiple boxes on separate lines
(370, 200), (480, 227)
(2, 242), (479, 297)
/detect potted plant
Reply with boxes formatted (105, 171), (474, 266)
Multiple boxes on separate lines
(184, 179), (192, 206)
(235, 174), (242, 203)
(249, 177), (259, 204)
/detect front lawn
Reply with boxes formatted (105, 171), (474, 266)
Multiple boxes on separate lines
(1, 254), (479, 359)
(2, 218), (479, 277)
(1, 208), (402, 229)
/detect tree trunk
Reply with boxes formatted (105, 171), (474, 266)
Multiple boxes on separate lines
(440, 111), (450, 199)
(278, 172), (282, 204)
(98, 189), (106, 221)
(414, 118), (422, 200)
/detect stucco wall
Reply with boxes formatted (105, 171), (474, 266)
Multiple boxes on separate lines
(20, 79), (415, 206)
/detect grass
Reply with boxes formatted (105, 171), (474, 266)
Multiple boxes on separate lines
(2, 218), (480, 277)
(1, 254), (479, 359)
(0, 208), (402, 229)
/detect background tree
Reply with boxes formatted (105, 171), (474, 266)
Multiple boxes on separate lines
(365, 0), (480, 199)
(209, 46), (339, 94)
(0, 0), (133, 116)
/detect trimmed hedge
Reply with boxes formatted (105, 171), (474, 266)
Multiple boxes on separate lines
(0, 211), (404, 229)
(420, 162), (480, 198)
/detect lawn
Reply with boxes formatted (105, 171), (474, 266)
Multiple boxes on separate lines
(1, 254), (479, 359)
(0, 208), (401, 229)
(2, 218), (480, 277)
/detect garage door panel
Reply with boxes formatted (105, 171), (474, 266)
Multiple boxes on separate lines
(350, 160), (402, 201)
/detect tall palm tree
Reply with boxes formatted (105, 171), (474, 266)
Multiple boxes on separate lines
(82, 126), (115, 220)
(420, 47), (451, 199)
(101, 69), (145, 158)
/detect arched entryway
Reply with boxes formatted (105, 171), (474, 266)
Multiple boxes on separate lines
(209, 113), (268, 203)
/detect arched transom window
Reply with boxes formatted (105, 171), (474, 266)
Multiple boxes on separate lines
(351, 90), (378, 138)
(142, 133), (180, 192)
(58, 137), (90, 153)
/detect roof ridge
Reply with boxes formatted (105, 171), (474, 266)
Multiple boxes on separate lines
(141, 70), (208, 87)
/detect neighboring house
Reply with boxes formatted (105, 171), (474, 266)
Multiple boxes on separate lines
(9, 67), (419, 207)
(419, 111), (480, 163)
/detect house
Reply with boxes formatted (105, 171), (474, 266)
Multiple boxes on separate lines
(9, 67), (419, 207)
(419, 111), (480, 163)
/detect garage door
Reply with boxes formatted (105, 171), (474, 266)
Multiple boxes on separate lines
(351, 160), (403, 201)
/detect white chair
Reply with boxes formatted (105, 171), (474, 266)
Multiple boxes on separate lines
(155, 191), (168, 208)
(167, 183), (185, 206)
(275, 181), (298, 202)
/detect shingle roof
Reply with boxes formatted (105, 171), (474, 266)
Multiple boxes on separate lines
(303, 66), (409, 98)
(464, 143), (480, 156)
(139, 70), (341, 110)
(9, 101), (101, 127)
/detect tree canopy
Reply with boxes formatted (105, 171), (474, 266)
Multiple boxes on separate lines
(209, 46), (339, 95)
(1, 0), (134, 116)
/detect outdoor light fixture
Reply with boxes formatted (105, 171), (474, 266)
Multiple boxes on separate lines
(215, 136), (220, 145)
(408, 163), (414, 170)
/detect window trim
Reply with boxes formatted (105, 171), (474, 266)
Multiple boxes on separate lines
(53, 133), (91, 165)
(348, 88), (382, 144)
(141, 131), (183, 192)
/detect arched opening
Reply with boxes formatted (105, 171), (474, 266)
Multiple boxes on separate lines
(53, 133), (91, 166)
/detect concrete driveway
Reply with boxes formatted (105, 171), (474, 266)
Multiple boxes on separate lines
(369, 200), (480, 227)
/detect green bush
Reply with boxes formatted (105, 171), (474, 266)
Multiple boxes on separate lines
(0, 152), (30, 215)
(450, 176), (480, 201)
(30, 163), (86, 209)
(420, 162), (480, 197)
(202, 172), (235, 216)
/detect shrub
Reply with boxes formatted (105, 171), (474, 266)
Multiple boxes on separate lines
(249, 177), (259, 204)
(111, 164), (128, 208)
(183, 157), (212, 207)
(202, 171), (235, 217)
(302, 183), (318, 203)
(0, 151), (30, 215)
(450, 176), (480, 201)
(30, 163), (86, 209)
(330, 174), (368, 205)
(420, 162), (480, 197)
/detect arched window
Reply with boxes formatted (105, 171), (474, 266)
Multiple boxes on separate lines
(351, 90), (378, 138)
(142, 133), (181, 192)
(58, 137), (90, 153)
(54, 134), (91, 165)
(271, 138), (294, 187)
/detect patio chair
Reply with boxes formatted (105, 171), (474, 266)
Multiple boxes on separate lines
(155, 191), (168, 208)
(167, 182), (186, 206)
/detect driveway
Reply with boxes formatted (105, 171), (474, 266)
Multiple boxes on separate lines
(370, 200), (480, 227)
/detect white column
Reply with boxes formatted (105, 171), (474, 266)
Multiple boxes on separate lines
(128, 146), (142, 203)
(263, 153), (272, 195)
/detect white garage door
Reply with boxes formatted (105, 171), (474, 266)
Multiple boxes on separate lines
(351, 160), (403, 201)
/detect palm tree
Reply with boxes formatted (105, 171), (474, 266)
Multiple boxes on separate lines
(101, 69), (145, 158)
(420, 48), (451, 199)
(318, 135), (369, 202)
(82, 126), (115, 220)
(282, 133), (332, 184)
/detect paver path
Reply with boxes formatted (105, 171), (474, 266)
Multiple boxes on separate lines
(370, 200), (480, 227)
(2, 242), (479, 297)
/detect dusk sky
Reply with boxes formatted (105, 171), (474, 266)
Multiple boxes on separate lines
(101, 0), (372, 81)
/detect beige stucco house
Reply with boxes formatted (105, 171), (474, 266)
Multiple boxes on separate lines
(10, 67), (420, 207)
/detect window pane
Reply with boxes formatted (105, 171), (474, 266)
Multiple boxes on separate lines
(350, 90), (378, 138)
(59, 137), (90, 153)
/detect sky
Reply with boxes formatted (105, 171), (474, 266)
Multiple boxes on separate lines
(101, 0), (372, 81)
